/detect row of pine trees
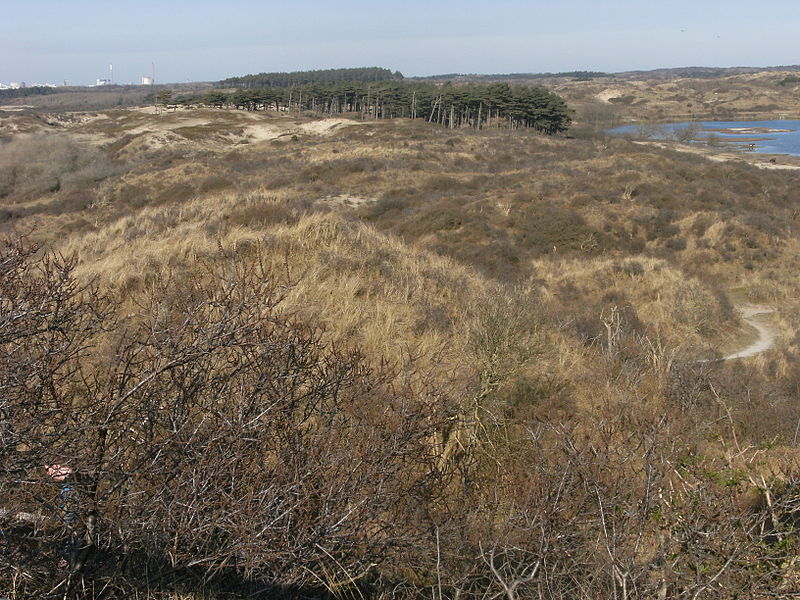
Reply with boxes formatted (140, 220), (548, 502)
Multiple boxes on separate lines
(180, 81), (571, 133)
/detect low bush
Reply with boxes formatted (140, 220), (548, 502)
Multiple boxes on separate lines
(0, 133), (119, 201)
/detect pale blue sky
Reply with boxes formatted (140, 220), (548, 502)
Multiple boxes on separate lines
(2, 0), (799, 85)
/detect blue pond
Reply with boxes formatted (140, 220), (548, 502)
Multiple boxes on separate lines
(608, 120), (800, 157)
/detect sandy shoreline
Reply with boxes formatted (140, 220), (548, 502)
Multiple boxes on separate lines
(633, 140), (800, 170)
(705, 126), (794, 135)
(0, 105), (35, 112)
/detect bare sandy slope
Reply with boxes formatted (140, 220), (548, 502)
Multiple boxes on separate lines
(0, 107), (365, 152)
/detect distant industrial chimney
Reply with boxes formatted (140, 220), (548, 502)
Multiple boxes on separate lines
(109, 63), (113, 84)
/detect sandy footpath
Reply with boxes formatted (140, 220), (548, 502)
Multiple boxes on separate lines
(723, 305), (778, 360)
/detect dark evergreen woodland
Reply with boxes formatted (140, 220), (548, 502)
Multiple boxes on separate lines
(0, 86), (60, 100)
(187, 81), (571, 133)
(219, 67), (402, 88)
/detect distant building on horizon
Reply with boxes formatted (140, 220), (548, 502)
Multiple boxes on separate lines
(95, 78), (112, 86)
(1, 81), (56, 89)
(141, 76), (153, 85)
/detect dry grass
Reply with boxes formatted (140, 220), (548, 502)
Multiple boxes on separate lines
(6, 106), (799, 328)
(6, 106), (799, 379)
(5, 104), (800, 597)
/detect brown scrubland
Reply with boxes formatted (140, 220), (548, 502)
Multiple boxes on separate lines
(538, 70), (800, 125)
(3, 79), (800, 599)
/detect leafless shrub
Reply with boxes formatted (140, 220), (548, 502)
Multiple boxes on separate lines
(673, 122), (702, 143)
(0, 237), (446, 598)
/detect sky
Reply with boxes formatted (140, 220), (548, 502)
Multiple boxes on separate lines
(2, 0), (800, 86)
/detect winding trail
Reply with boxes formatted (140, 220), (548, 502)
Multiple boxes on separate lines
(723, 304), (777, 360)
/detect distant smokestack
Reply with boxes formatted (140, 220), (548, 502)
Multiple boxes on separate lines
(109, 63), (113, 84)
